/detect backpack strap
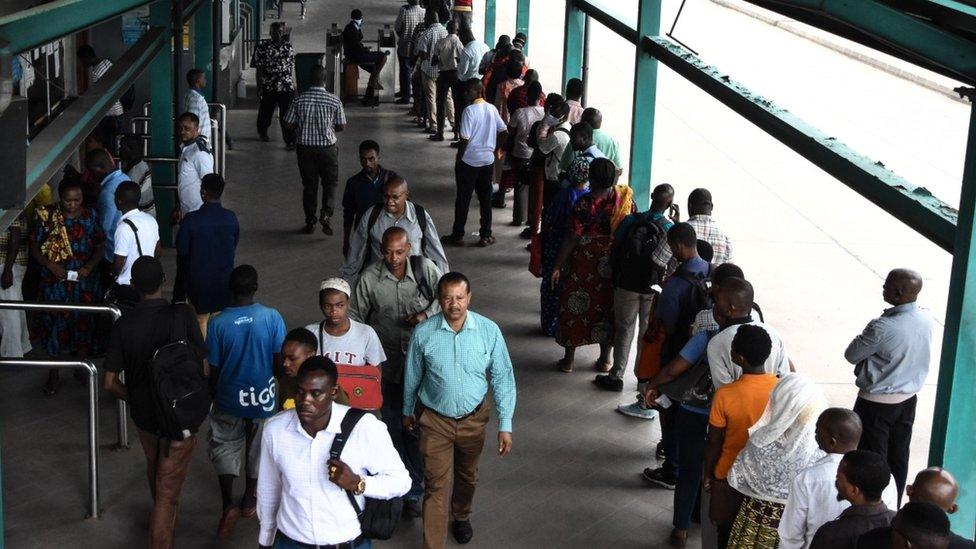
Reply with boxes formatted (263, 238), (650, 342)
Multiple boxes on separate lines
(413, 203), (429, 256)
(752, 302), (765, 323)
(169, 304), (187, 344)
(360, 206), (384, 273)
(329, 408), (368, 516)
(123, 218), (144, 257)
(410, 255), (433, 304)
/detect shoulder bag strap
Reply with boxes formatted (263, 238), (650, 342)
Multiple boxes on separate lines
(123, 218), (144, 257)
(329, 408), (368, 516)
(318, 321), (326, 356)
(360, 206), (384, 273)
(413, 203), (428, 255)
(410, 255), (433, 304)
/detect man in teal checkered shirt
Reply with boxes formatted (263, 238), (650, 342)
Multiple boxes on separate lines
(402, 271), (516, 548)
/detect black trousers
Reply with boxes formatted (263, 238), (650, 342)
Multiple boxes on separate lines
(381, 378), (424, 499)
(854, 395), (916, 500)
(436, 69), (459, 135)
(452, 160), (494, 238)
(296, 144), (339, 225)
(257, 90), (296, 144)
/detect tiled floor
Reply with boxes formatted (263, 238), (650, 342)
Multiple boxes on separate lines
(3, 0), (963, 547)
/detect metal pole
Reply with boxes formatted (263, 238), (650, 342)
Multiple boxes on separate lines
(0, 359), (99, 519)
(629, 0), (662, 206)
(0, 301), (128, 450)
(929, 91), (976, 538)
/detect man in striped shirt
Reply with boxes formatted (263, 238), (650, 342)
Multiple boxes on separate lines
(77, 45), (125, 154)
(394, 0), (425, 104)
(414, 11), (448, 133)
(183, 69), (212, 144)
(283, 65), (346, 236)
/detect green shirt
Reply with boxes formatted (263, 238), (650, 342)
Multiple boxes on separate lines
(559, 128), (622, 171)
(349, 258), (442, 383)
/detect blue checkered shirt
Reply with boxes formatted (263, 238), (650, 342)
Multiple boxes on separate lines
(403, 311), (517, 432)
(283, 87), (346, 146)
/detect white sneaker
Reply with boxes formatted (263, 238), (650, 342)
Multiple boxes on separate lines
(616, 402), (658, 420)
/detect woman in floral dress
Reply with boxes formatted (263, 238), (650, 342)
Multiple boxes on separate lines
(550, 158), (635, 372)
(30, 179), (106, 395)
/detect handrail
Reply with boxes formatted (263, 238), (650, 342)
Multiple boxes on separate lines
(0, 359), (100, 518)
(208, 103), (227, 176)
(0, 300), (130, 451)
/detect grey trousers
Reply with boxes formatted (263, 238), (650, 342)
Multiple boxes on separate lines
(610, 288), (656, 380)
(208, 408), (266, 478)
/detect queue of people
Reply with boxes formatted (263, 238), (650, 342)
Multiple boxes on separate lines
(6, 3), (971, 549)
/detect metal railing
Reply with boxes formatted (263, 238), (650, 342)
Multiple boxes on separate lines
(0, 358), (100, 518)
(0, 301), (128, 451)
(208, 103), (227, 175)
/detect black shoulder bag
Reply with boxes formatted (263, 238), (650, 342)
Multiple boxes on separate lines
(330, 408), (405, 540)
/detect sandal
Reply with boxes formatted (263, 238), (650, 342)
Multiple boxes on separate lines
(478, 235), (496, 247)
(556, 359), (574, 373)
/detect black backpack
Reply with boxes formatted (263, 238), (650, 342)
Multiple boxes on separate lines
(611, 212), (669, 293)
(410, 255), (434, 304)
(150, 305), (211, 441)
(675, 268), (713, 317)
(331, 408), (404, 540)
(360, 203), (429, 272)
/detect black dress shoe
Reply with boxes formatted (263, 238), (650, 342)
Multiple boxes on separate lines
(452, 520), (473, 544)
(593, 374), (624, 392)
(395, 98), (411, 105)
(440, 234), (465, 247)
(302, 223), (315, 234)
(259, 133), (270, 142)
(428, 133), (445, 141)
(320, 218), (334, 236)
(403, 499), (422, 519)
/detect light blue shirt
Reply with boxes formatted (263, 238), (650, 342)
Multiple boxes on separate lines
(844, 302), (933, 397)
(458, 40), (490, 81)
(403, 311), (516, 432)
(97, 169), (131, 260)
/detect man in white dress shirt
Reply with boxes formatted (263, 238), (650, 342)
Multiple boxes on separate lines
(778, 407), (898, 549)
(111, 182), (160, 299)
(257, 357), (410, 548)
(175, 112), (215, 222)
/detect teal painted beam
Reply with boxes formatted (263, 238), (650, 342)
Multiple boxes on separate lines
(743, 0), (976, 85)
(484, 0), (496, 47)
(150, 0), (177, 245)
(194, 0), (214, 100)
(644, 36), (959, 252)
(24, 28), (166, 199)
(0, 0), (155, 55)
(628, 0), (661, 208)
(571, 0), (638, 44)
(929, 95), (976, 539)
(562, 2), (585, 89)
(516, 0), (530, 53)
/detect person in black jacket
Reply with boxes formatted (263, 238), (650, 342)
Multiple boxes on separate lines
(342, 9), (389, 104)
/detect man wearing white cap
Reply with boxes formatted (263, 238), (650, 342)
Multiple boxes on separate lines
(306, 277), (386, 368)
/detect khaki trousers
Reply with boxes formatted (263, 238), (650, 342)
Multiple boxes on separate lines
(138, 430), (197, 549)
(419, 402), (490, 549)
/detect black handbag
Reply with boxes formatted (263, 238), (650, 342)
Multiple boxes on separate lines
(330, 408), (405, 540)
(658, 353), (715, 409)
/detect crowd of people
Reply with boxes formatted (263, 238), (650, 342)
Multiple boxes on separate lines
(1, 1), (972, 549)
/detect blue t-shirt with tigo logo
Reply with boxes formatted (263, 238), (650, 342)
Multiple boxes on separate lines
(207, 303), (287, 419)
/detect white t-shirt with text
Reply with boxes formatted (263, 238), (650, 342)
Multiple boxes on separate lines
(305, 319), (387, 366)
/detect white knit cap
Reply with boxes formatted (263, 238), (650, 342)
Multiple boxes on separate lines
(319, 277), (351, 297)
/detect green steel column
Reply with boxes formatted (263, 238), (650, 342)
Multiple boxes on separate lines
(930, 95), (976, 539)
(561, 2), (585, 92)
(628, 0), (661, 208)
(484, 0), (496, 47)
(515, 0), (530, 53)
(150, 0), (177, 245)
(194, 0), (214, 101)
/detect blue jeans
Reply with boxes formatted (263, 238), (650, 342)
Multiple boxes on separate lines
(397, 54), (413, 100)
(673, 405), (709, 530)
(273, 536), (371, 549)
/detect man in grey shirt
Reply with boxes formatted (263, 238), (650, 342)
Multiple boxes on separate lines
(845, 268), (933, 500)
(340, 177), (449, 279)
(349, 226), (442, 518)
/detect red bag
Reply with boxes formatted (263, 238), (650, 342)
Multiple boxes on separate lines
(529, 235), (542, 278)
(335, 364), (383, 411)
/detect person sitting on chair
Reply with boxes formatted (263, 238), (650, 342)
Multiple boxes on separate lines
(343, 9), (389, 105)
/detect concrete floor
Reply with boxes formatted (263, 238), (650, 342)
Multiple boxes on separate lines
(1, 0), (963, 547)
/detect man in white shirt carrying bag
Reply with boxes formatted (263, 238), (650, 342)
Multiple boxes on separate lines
(111, 181), (160, 303)
(778, 407), (898, 549)
(257, 356), (410, 549)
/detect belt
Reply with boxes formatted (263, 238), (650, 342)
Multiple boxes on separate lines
(276, 531), (363, 549)
(434, 400), (484, 422)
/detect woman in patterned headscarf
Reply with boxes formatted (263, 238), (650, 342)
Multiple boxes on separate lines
(549, 157), (635, 372)
(538, 156), (591, 337)
(30, 178), (106, 396)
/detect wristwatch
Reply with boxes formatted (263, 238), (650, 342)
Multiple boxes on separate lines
(353, 476), (366, 496)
